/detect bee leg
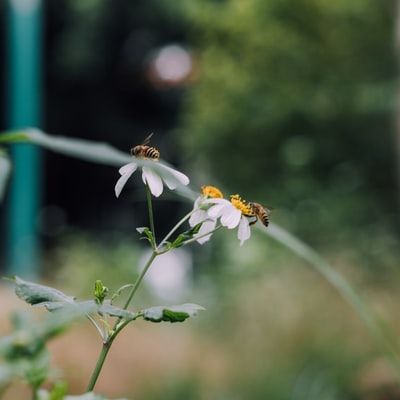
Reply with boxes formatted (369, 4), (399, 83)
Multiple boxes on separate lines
(248, 216), (258, 226)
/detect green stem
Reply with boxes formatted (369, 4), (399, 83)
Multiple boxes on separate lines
(87, 250), (158, 391)
(121, 250), (158, 312)
(158, 209), (195, 249)
(87, 188), (159, 392)
(146, 185), (156, 248)
(86, 336), (115, 392)
(87, 190), (197, 391)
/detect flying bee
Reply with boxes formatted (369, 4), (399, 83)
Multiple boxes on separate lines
(246, 202), (271, 227)
(131, 133), (160, 160)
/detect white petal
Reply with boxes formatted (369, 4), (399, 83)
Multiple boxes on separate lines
(207, 201), (231, 218)
(194, 219), (217, 244)
(191, 196), (201, 210)
(142, 167), (164, 197)
(189, 209), (208, 227)
(115, 162), (138, 198)
(159, 164), (190, 189)
(119, 162), (138, 176)
(203, 198), (229, 206)
(220, 208), (241, 229)
(237, 217), (251, 246)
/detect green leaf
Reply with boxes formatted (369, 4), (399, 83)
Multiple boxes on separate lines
(9, 277), (136, 323)
(0, 128), (130, 166)
(171, 224), (202, 248)
(47, 381), (68, 400)
(136, 227), (154, 244)
(10, 276), (75, 308)
(140, 303), (205, 323)
(97, 304), (137, 321)
(0, 130), (29, 143)
(0, 311), (51, 389)
(0, 128), (197, 200)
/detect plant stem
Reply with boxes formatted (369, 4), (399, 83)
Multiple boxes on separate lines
(87, 187), (197, 391)
(122, 250), (158, 311)
(146, 185), (156, 247)
(86, 336), (115, 392)
(158, 210), (194, 249)
(87, 250), (158, 391)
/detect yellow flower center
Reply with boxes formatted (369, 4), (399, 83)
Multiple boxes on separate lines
(230, 194), (253, 215)
(202, 185), (223, 199)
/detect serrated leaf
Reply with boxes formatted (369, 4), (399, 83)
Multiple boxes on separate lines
(141, 303), (205, 323)
(98, 304), (137, 321)
(11, 277), (75, 307)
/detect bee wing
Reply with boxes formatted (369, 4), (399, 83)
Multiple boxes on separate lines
(263, 205), (274, 215)
(255, 203), (273, 215)
(142, 132), (154, 145)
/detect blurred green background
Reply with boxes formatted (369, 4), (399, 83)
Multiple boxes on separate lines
(1, 0), (400, 399)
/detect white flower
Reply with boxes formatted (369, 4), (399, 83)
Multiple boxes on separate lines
(205, 195), (252, 246)
(189, 186), (223, 244)
(115, 159), (189, 198)
(188, 187), (252, 246)
(189, 198), (217, 244)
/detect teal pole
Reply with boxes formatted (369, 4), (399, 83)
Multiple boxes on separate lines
(5, 0), (43, 278)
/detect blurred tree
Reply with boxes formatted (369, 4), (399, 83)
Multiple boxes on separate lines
(178, 0), (397, 244)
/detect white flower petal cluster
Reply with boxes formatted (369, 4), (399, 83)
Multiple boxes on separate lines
(188, 196), (218, 244)
(206, 198), (251, 246)
(115, 160), (189, 198)
(189, 189), (251, 246)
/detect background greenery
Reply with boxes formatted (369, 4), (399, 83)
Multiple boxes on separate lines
(1, 0), (400, 399)
(177, 0), (397, 246)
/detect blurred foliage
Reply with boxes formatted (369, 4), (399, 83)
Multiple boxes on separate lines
(177, 0), (398, 246)
(2, 0), (396, 250)
(13, 234), (398, 400)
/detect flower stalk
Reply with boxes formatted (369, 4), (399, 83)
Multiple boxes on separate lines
(88, 144), (269, 393)
(146, 184), (156, 248)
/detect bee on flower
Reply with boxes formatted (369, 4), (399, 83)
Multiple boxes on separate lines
(189, 187), (270, 246)
(115, 134), (189, 198)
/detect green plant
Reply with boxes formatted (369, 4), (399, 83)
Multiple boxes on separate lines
(0, 128), (399, 399)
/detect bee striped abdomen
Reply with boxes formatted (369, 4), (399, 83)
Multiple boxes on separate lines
(131, 145), (160, 160)
(248, 201), (270, 227)
(260, 212), (269, 226)
(130, 133), (160, 160)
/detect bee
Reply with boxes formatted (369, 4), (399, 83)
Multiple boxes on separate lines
(131, 133), (160, 160)
(247, 202), (271, 227)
